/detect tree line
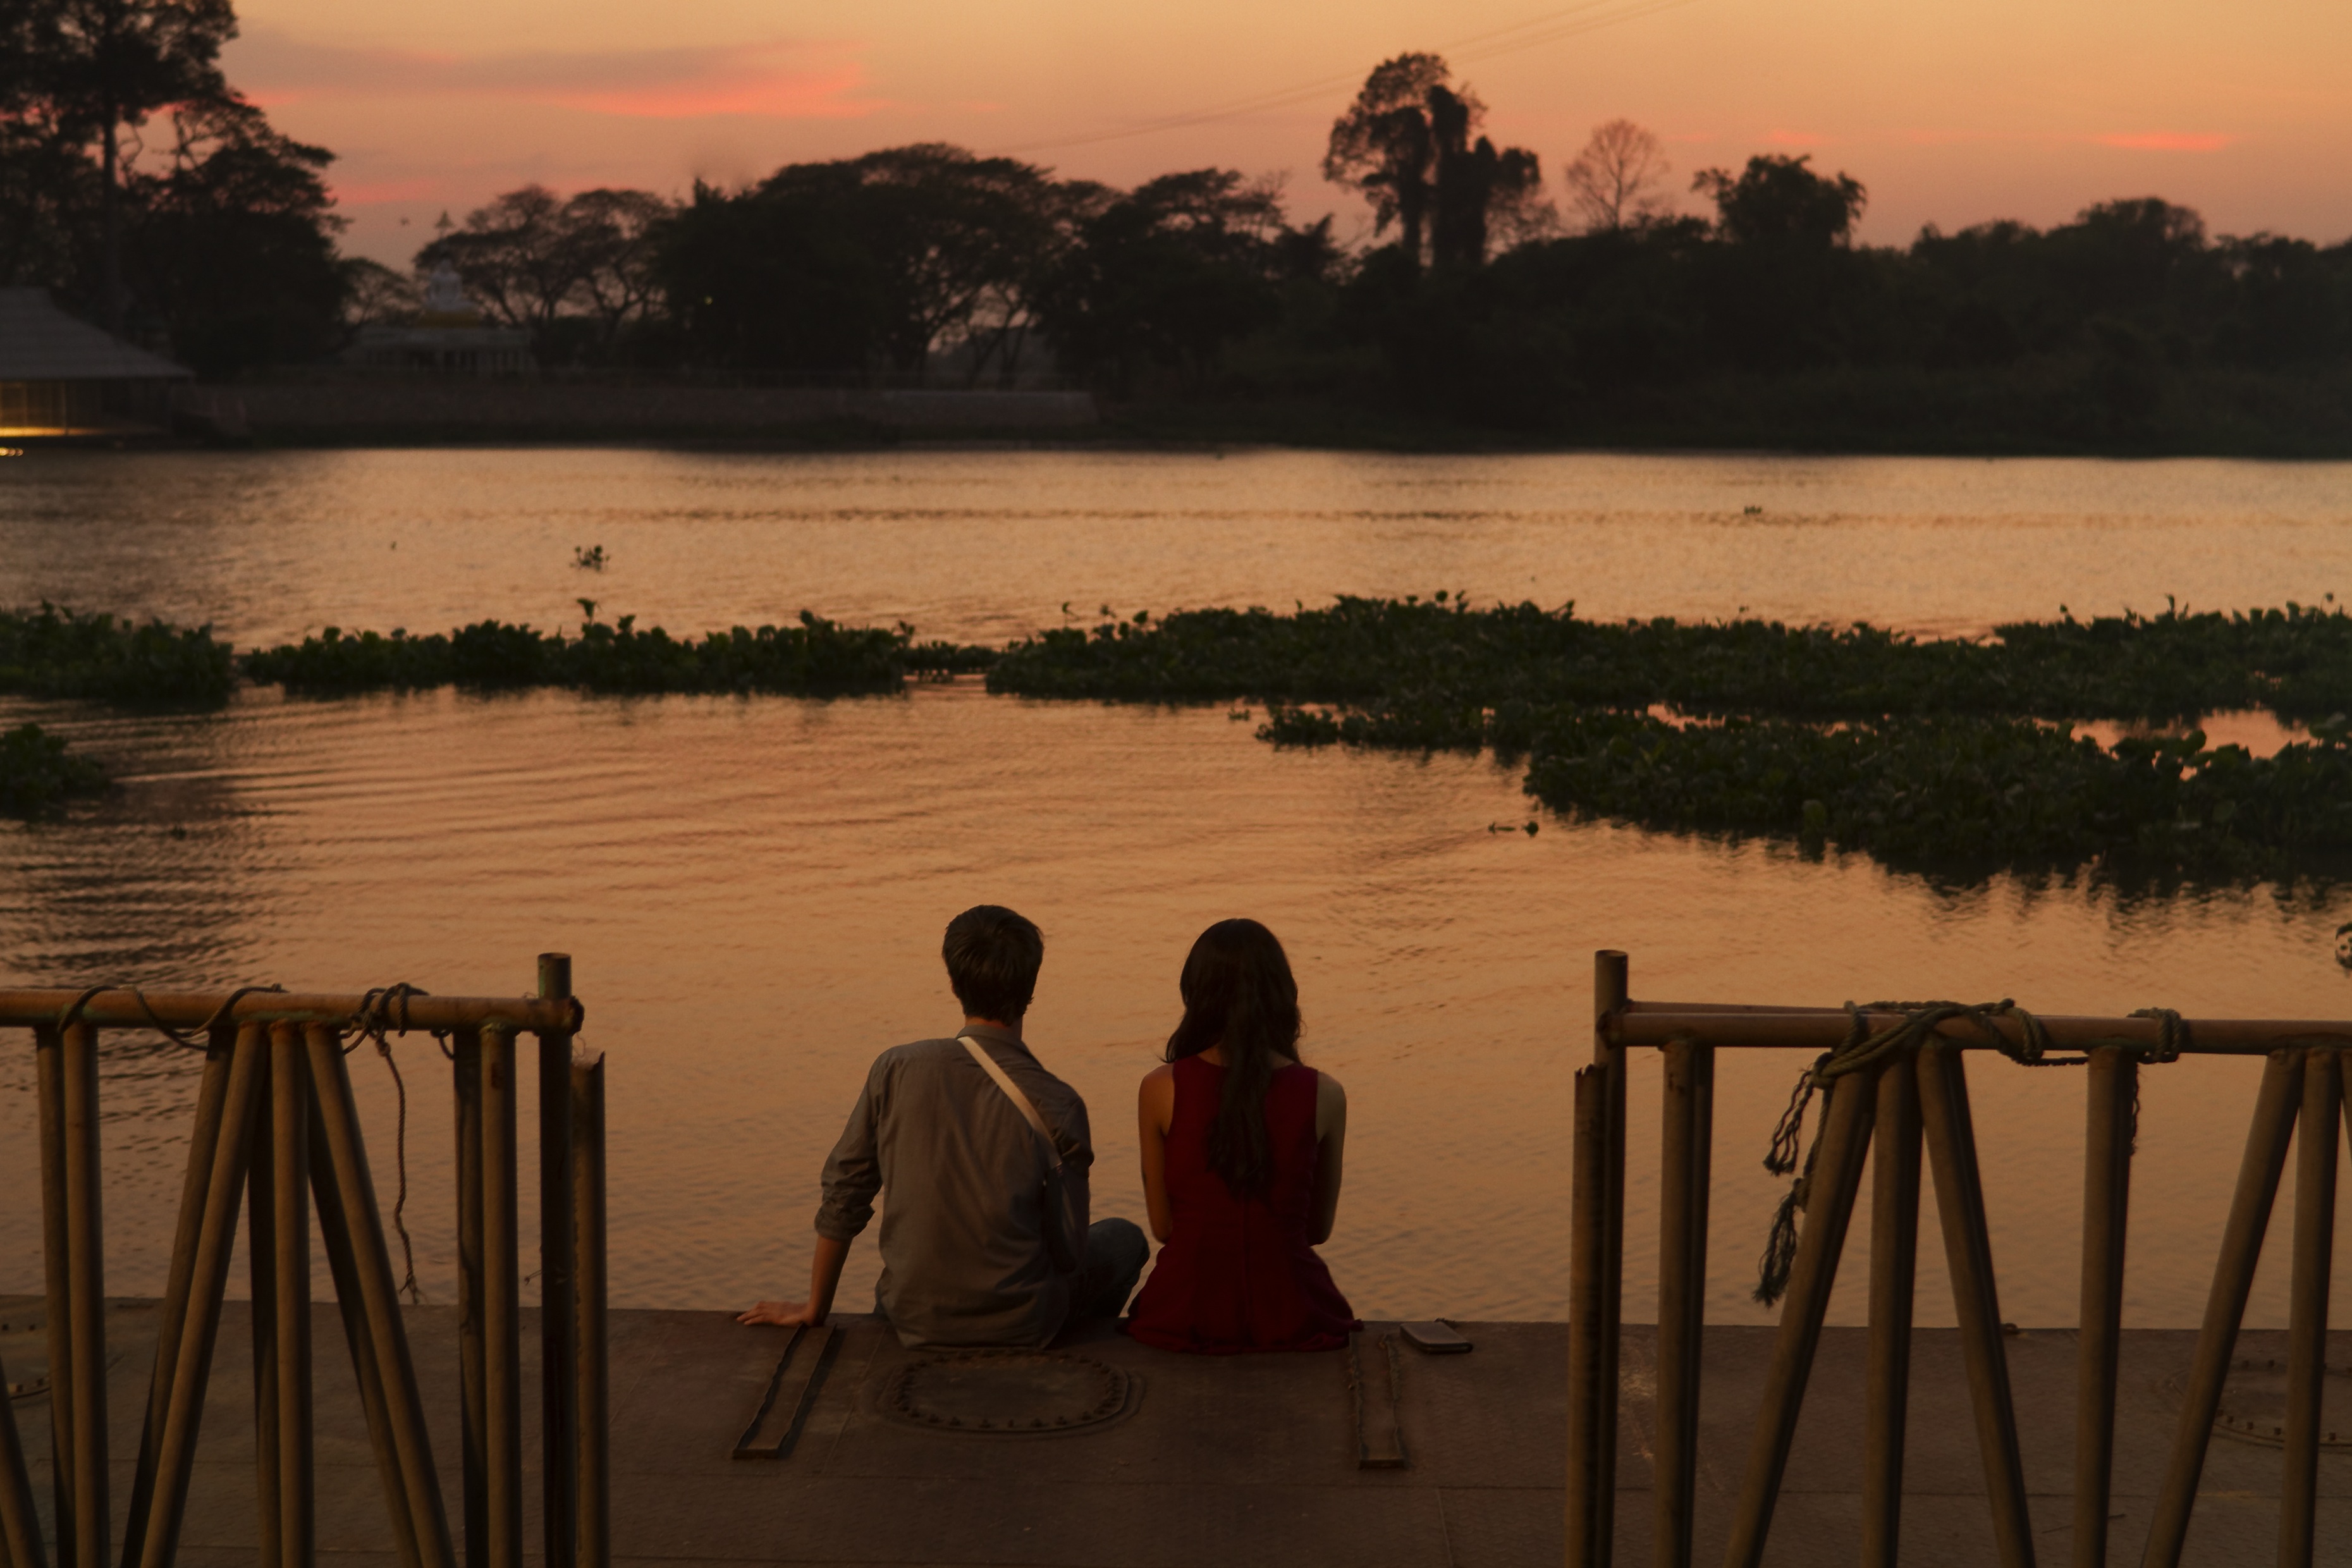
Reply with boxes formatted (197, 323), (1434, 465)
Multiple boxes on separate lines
(5, 16), (2348, 447)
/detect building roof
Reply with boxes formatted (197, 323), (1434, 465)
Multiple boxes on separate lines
(0, 288), (190, 381)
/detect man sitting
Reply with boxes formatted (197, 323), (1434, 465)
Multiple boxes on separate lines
(739, 904), (1148, 1346)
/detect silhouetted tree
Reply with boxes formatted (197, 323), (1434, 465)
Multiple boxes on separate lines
(121, 95), (344, 374)
(1693, 154), (1865, 249)
(1038, 169), (1300, 393)
(1562, 119), (1672, 233)
(32, 0), (240, 328)
(1325, 54), (1544, 269)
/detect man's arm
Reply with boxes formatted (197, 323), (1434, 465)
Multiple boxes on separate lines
(740, 1062), (884, 1326)
(737, 1235), (848, 1326)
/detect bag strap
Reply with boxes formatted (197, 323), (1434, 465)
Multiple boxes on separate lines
(960, 1036), (1065, 1174)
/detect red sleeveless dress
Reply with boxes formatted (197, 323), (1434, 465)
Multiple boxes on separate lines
(1125, 1055), (1359, 1354)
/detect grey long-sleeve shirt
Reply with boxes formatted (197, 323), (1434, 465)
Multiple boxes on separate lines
(815, 1023), (1093, 1348)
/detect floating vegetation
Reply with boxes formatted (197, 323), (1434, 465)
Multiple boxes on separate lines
(0, 723), (107, 819)
(242, 611), (994, 696)
(988, 596), (2352, 721)
(1263, 701), (2352, 876)
(0, 604), (236, 707)
(992, 595), (2352, 878)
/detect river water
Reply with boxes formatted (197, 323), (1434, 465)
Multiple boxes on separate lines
(3, 447), (2351, 1330)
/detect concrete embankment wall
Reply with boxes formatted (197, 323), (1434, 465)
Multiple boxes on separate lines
(232, 382), (1098, 439)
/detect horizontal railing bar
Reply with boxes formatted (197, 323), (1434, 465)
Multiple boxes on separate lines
(1612, 1005), (2351, 1053)
(0, 991), (582, 1034)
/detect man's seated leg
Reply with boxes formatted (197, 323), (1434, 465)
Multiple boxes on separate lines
(1075, 1217), (1149, 1320)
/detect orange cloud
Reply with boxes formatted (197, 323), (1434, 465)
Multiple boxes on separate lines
(231, 30), (883, 121)
(2095, 132), (2230, 152)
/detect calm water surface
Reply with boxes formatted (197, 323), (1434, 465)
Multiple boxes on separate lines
(3, 448), (2351, 1328)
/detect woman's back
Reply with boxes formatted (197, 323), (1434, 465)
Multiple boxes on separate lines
(1126, 1053), (1357, 1353)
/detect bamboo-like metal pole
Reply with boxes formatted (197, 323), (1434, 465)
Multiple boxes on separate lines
(1593, 953), (1627, 1567)
(0, 1341), (44, 1568)
(306, 1065), (424, 1568)
(1724, 1065), (1880, 1568)
(1651, 1037), (1712, 1568)
(1567, 1065), (1608, 1568)
(251, 1041), (282, 1568)
(2141, 1048), (2302, 1568)
(573, 1053), (609, 1568)
(34, 1026), (76, 1568)
(481, 1025), (524, 1568)
(453, 1026), (486, 1568)
(303, 1027), (456, 1568)
(1861, 1053), (1921, 1568)
(0, 989), (579, 1034)
(269, 1023), (314, 1568)
(537, 955), (579, 1568)
(1916, 1043), (2035, 1568)
(137, 1025), (267, 1568)
(124, 1026), (234, 1564)
(2074, 1047), (2135, 1568)
(2278, 1047), (2339, 1568)
(59, 1020), (109, 1568)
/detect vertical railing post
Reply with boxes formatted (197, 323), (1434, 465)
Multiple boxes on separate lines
(1567, 1066), (1609, 1568)
(250, 1042), (282, 1568)
(1594, 954), (1627, 1565)
(1723, 1063), (1879, 1568)
(304, 1026), (457, 1568)
(453, 1026), (486, 1568)
(1915, 1042), (2035, 1568)
(1570, 950), (1629, 1568)
(1862, 1053), (1921, 1568)
(59, 1018), (109, 1568)
(481, 1025), (524, 1568)
(1651, 1037), (1712, 1568)
(2074, 1046), (2135, 1568)
(34, 1025), (77, 1568)
(2143, 1048), (2302, 1568)
(125, 1024), (234, 1564)
(537, 955), (579, 1568)
(0, 1341), (44, 1568)
(2279, 1046), (2339, 1568)
(573, 1053), (610, 1568)
(137, 1024), (267, 1568)
(269, 1022), (315, 1568)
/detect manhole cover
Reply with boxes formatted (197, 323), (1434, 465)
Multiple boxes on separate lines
(2212, 1357), (2352, 1449)
(883, 1352), (1129, 1435)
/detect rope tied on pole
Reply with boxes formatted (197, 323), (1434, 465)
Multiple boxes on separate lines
(339, 984), (449, 1304)
(1752, 998), (2085, 1305)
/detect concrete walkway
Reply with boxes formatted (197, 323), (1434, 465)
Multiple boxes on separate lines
(3, 1299), (2344, 1566)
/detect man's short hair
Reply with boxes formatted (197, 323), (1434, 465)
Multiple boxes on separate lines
(942, 905), (1044, 1023)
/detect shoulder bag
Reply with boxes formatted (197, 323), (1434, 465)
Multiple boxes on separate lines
(960, 1036), (1081, 1273)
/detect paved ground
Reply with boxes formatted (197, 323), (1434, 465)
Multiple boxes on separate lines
(3, 1299), (2346, 1566)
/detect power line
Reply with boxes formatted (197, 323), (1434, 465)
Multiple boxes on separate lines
(993, 0), (1707, 157)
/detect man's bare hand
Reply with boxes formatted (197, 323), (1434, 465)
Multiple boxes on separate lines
(736, 1299), (821, 1327)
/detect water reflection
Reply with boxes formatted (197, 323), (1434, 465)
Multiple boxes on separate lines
(4, 449), (2351, 1324)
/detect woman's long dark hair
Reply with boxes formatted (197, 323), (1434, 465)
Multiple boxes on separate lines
(1165, 919), (1302, 1199)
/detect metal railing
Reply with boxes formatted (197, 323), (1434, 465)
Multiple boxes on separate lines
(1567, 950), (2351, 1568)
(0, 955), (606, 1568)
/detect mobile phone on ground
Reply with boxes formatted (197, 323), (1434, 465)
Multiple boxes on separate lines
(1400, 1320), (1472, 1354)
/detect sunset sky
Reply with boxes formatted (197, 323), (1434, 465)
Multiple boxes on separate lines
(229, 0), (2352, 266)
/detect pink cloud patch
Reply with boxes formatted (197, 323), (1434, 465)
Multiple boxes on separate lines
(229, 30), (882, 121)
(1765, 128), (1825, 149)
(2097, 132), (2230, 152)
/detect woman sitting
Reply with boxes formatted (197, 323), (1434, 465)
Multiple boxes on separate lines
(1125, 918), (1359, 1353)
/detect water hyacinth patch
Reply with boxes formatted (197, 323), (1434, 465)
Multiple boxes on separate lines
(1264, 699), (2352, 877)
(242, 611), (995, 697)
(0, 604), (236, 707)
(0, 723), (107, 819)
(990, 596), (2352, 721)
